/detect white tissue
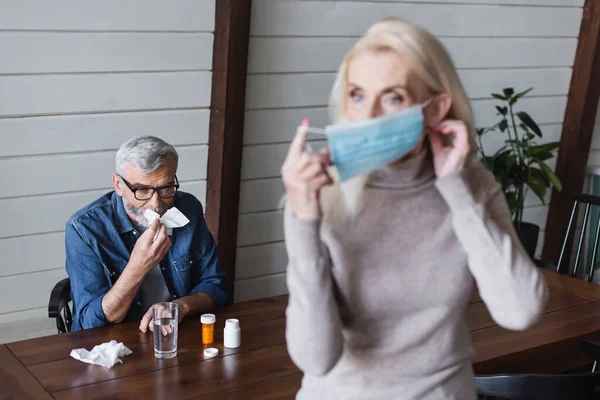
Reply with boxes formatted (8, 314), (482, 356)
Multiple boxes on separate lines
(70, 340), (132, 368)
(144, 207), (190, 237)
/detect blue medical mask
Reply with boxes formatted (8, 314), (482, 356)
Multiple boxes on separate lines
(305, 100), (431, 181)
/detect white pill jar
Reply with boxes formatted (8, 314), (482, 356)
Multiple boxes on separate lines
(223, 318), (241, 349)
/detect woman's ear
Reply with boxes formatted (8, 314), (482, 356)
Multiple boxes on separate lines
(425, 93), (452, 128)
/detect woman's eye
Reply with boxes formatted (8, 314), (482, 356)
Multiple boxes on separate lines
(387, 95), (404, 105)
(350, 92), (364, 102)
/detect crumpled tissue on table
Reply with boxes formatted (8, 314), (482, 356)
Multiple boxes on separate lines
(70, 340), (132, 368)
(144, 207), (190, 237)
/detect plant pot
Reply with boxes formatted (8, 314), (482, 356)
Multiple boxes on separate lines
(515, 222), (540, 259)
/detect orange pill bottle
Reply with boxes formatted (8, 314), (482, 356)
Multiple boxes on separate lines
(201, 314), (216, 345)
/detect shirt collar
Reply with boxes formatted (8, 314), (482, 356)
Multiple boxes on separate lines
(112, 191), (135, 234)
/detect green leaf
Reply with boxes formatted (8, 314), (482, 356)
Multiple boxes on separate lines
(476, 127), (495, 136)
(495, 106), (508, 116)
(509, 163), (529, 186)
(493, 146), (509, 158)
(529, 142), (560, 155)
(493, 151), (515, 189)
(503, 87), (515, 98)
(527, 175), (547, 205)
(499, 119), (508, 132)
(532, 151), (554, 161)
(513, 87), (534, 102)
(516, 112), (542, 137)
(537, 161), (563, 191)
(482, 156), (495, 172)
(492, 93), (507, 101)
(504, 191), (519, 218)
(529, 167), (550, 186)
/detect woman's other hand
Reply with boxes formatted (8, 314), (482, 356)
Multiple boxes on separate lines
(429, 119), (475, 178)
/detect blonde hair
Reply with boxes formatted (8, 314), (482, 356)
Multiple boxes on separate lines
(321, 18), (474, 225)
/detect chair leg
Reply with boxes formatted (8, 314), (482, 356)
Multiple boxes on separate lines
(589, 216), (600, 282)
(56, 315), (66, 334)
(64, 306), (73, 332)
(558, 201), (579, 274)
(574, 203), (591, 278)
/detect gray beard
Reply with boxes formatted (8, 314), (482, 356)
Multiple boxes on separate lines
(122, 196), (169, 228)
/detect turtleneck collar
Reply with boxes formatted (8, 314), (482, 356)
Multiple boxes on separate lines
(366, 147), (436, 189)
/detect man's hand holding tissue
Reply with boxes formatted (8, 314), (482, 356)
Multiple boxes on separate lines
(129, 219), (171, 274)
(101, 219), (171, 324)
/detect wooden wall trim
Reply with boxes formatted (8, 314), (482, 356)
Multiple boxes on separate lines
(543, 0), (600, 266)
(206, 0), (252, 287)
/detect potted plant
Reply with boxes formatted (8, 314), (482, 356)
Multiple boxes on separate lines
(476, 87), (563, 258)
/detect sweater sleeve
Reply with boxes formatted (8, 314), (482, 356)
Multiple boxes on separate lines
(435, 169), (548, 331)
(283, 203), (344, 376)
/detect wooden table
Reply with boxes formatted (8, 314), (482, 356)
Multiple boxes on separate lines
(3, 269), (600, 399)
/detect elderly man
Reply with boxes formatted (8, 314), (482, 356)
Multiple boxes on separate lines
(66, 136), (232, 331)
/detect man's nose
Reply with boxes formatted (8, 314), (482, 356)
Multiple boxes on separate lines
(148, 191), (161, 209)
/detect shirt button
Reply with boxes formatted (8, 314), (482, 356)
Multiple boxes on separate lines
(111, 271), (116, 276)
(137, 301), (142, 306)
(133, 231), (137, 235)
(189, 260), (193, 265)
(172, 295), (178, 299)
(161, 267), (166, 271)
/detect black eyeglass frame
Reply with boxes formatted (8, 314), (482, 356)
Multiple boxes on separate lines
(118, 174), (180, 201)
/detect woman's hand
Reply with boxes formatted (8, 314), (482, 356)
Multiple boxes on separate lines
(281, 119), (333, 221)
(428, 119), (475, 178)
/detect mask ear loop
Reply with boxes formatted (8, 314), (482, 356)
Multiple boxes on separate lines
(421, 94), (440, 136)
(421, 96), (437, 150)
(298, 126), (327, 153)
(421, 97), (435, 109)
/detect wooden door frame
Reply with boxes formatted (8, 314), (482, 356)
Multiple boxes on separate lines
(205, 0), (252, 290)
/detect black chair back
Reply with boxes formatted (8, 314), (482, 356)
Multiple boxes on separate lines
(476, 373), (600, 400)
(556, 193), (600, 282)
(475, 374), (600, 400)
(476, 340), (600, 399)
(48, 278), (73, 333)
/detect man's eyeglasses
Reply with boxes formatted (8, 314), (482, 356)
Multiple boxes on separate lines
(118, 175), (179, 201)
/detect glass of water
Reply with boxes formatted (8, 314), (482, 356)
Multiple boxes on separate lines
(153, 302), (179, 359)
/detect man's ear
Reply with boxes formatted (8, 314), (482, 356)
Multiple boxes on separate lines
(425, 93), (452, 128)
(113, 174), (124, 196)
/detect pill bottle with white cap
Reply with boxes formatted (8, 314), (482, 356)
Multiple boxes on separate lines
(224, 318), (241, 349)
(201, 314), (216, 345)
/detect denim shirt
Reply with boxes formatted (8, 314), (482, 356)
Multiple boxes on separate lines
(65, 191), (232, 331)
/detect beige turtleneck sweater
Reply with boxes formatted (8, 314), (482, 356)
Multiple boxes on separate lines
(283, 150), (548, 400)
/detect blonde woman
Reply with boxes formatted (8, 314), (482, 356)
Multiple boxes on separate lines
(281, 18), (548, 400)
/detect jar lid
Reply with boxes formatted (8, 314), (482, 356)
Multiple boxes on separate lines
(201, 314), (216, 324)
(203, 348), (219, 358)
(225, 318), (240, 329)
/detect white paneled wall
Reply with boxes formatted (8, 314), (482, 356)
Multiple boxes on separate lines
(0, 0), (215, 343)
(235, 0), (584, 302)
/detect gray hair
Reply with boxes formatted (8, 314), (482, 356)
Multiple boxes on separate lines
(115, 136), (179, 177)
